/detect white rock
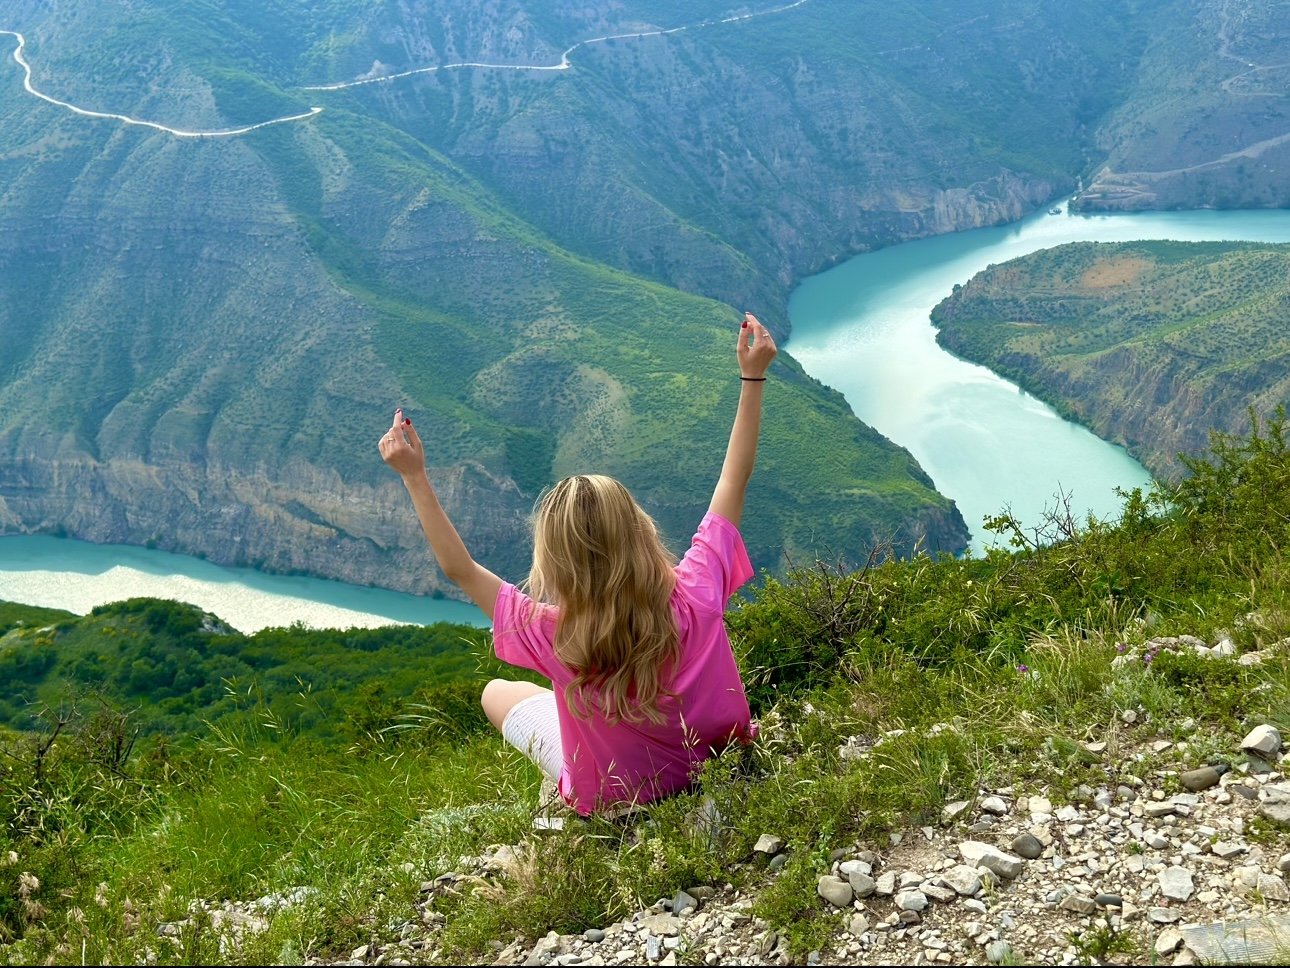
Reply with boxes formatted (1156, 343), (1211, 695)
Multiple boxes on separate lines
(1155, 928), (1184, 956)
(1058, 894), (1097, 914)
(894, 890), (928, 912)
(1235, 866), (1262, 890)
(922, 884), (957, 904)
(958, 841), (1025, 879)
(940, 865), (983, 897)
(980, 796), (1009, 815)
(1257, 873), (1290, 901)
(1242, 725), (1283, 758)
(1159, 866), (1195, 902)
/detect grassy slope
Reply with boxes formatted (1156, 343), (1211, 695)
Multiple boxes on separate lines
(930, 240), (1290, 478)
(1078, 0), (1290, 210)
(345, 0), (1141, 315)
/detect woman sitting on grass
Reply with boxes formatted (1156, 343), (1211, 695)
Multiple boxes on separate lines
(378, 312), (777, 816)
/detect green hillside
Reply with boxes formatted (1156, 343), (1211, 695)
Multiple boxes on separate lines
(6, 0), (1074, 594)
(0, 597), (517, 740)
(930, 240), (1290, 478)
(1074, 0), (1290, 211)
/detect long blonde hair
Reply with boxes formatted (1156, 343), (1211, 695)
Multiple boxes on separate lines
(526, 474), (679, 725)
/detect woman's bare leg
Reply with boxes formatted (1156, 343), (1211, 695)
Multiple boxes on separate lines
(481, 678), (551, 732)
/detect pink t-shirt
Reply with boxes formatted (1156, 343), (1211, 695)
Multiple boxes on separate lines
(492, 510), (755, 815)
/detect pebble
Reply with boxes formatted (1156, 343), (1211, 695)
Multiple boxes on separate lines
(1012, 833), (1044, 859)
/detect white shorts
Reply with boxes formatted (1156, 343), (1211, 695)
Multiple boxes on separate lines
(501, 691), (564, 781)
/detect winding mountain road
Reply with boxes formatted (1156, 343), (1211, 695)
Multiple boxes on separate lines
(3, 3), (812, 136)
(303, 0), (812, 91)
(1, 28), (321, 138)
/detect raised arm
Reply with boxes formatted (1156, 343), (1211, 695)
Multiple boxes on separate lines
(379, 408), (502, 620)
(709, 312), (777, 528)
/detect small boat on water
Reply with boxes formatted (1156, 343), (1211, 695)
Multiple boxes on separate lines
(1048, 206), (1064, 215)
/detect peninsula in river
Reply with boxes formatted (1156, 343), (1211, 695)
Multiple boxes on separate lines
(930, 240), (1290, 480)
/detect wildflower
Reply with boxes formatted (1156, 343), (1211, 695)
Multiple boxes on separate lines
(1115, 642), (1128, 654)
(1016, 663), (1030, 674)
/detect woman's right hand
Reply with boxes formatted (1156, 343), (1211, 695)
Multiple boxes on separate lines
(738, 312), (777, 378)
(378, 408), (427, 480)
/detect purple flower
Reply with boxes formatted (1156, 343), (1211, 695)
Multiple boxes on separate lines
(1016, 663), (1030, 674)
(1115, 643), (1128, 654)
